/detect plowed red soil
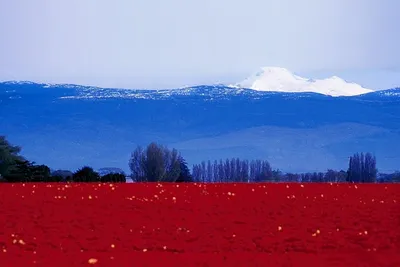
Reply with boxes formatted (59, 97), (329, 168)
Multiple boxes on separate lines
(0, 183), (399, 266)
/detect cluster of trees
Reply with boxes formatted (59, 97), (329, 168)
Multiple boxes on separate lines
(0, 135), (397, 183)
(347, 152), (377, 183)
(71, 167), (126, 183)
(192, 159), (351, 183)
(128, 143), (192, 182)
(192, 159), (276, 182)
(0, 136), (126, 183)
(0, 136), (56, 182)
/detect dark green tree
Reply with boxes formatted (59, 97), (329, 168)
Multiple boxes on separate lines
(100, 173), (126, 183)
(176, 156), (192, 182)
(30, 165), (52, 182)
(2, 159), (33, 182)
(0, 136), (26, 178)
(72, 166), (100, 182)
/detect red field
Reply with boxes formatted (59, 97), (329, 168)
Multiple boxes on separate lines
(0, 183), (399, 266)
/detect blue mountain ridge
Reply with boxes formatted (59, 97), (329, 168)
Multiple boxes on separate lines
(1, 81), (400, 174)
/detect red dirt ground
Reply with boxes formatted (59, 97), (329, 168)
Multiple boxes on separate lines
(0, 183), (399, 266)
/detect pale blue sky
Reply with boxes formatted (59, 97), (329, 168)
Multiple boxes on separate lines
(0, 0), (399, 89)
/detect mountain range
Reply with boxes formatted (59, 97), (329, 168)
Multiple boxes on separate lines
(1, 68), (400, 174)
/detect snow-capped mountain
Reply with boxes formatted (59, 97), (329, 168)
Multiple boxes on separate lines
(234, 67), (373, 97)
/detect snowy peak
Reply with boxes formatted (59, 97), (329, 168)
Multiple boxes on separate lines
(235, 67), (373, 97)
(255, 67), (307, 80)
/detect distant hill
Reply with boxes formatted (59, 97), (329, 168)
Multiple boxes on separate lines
(1, 81), (399, 173)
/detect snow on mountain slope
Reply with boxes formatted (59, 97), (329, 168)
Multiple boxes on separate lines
(234, 67), (373, 97)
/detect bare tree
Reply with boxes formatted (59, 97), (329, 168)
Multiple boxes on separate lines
(129, 142), (181, 182)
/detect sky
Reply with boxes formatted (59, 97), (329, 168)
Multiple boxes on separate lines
(0, 0), (399, 90)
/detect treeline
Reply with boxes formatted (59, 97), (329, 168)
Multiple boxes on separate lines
(190, 149), (381, 184)
(1, 135), (399, 183)
(379, 172), (400, 183)
(0, 136), (125, 183)
(192, 159), (350, 183)
(192, 159), (275, 182)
